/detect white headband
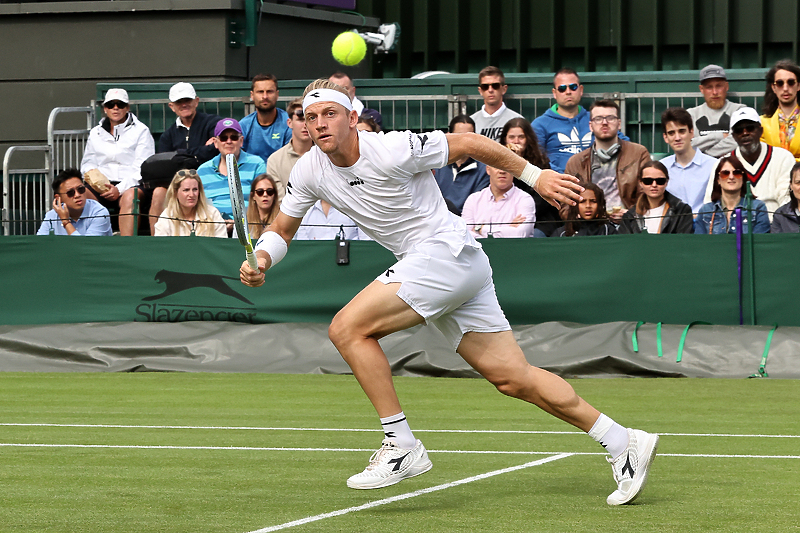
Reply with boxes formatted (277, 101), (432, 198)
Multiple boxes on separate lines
(302, 88), (354, 113)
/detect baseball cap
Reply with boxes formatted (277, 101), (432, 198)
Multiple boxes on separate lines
(729, 107), (761, 131)
(214, 118), (243, 137)
(169, 82), (197, 102)
(699, 64), (727, 82)
(103, 88), (129, 104)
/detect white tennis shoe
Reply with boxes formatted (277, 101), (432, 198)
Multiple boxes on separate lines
(606, 428), (659, 505)
(347, 438), (432, 489)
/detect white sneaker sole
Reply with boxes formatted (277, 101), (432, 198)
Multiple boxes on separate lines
(347, 457), (433, 490)
(607, 432), (659, 505)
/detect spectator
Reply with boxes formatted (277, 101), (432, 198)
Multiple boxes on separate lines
(240, 74), (292, 163)
(37, 168), (112, 236)
(532, 68), (629, 173)
(565, 99), (651, 223)
(703, 107), (794, 219)
(357, 115), (379, 132)
(243, 174), (281, 240)
(360, 108), (383, 131)
(470, 66), (523, 141)
(197, 118), (266, 219)
(660, 107), (718, 213)
(265, 98), (311, 201)
(618, 161), (693, 234)
(329, 72), (365, 116)
(153, 169), (226, 237)
(687, 65), (745, 158)
(552, 182), (617, 237)
(461, 156), (536, 239)
(770, 162), (800, 233)
(433, 115), (490, 215)
(694, 155), (770, 234)
(294, 200), (366, 240)
(499, 117), (560, 237)
(760, 60), (800, 160)
(80, 88), (155, 236)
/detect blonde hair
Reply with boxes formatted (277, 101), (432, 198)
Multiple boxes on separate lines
(160, 169), (220, 237)
(302, 79), (352, 101)
(246, 174), (281, 239)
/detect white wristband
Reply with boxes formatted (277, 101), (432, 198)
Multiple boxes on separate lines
(254, 231), (288, 269)
(518, 162), (542, 189)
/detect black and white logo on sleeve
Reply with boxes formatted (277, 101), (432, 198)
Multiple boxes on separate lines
(417, 134), (429, 152)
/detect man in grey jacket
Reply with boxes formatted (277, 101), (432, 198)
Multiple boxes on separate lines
(687, 65), (745, 158)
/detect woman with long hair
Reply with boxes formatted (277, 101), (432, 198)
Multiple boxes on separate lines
(694, 155), (770, 234)
(499, 117), (560, 236)
(771, 162), (800, 233)
(761, 60), (800, 159)
(553, 182), (616, 237)
(154, 169), (226, 237)
(244, 174), (281, 240)
(618, 161), (693, 234)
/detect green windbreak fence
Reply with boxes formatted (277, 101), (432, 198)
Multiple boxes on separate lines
(2, 234), (798, 327)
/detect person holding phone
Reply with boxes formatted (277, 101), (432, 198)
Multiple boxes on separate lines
(37, 168), (112, 236)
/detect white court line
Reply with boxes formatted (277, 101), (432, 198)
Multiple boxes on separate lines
(0, 443), (798, 460)
(245, 453), (574, 533)
(1, 423), (798, 439)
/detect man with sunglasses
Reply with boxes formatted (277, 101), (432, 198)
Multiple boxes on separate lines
(240, 74), (292, 164)
(702, 107), (793, 219)
(197, 118), (266, 220)
(687, 65), (745, 158)
(37, 168), (112, 236)
(266, 99), (312, 201)
(470, 66), (523, 142)
(532, 68), (629, 174)
(760, 60), (800, 160)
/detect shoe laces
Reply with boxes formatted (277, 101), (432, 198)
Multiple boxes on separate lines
(365, 439), (400, 471)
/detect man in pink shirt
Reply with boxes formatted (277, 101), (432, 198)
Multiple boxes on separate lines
(461, 162), (536, 238)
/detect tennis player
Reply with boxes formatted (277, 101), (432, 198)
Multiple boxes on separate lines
(240, 79), (658, 505)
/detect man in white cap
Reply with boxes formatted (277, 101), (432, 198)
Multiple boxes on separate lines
(703, 106), (794, 218)
(688, 64), (745, 158)
(239, 79), (660, 506)
(80, 87), (155, 236)
(158, 82), (221, 164)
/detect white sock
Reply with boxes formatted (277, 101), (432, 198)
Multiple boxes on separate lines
(588, 413), (629, 459)
(380, 412), (416, 449)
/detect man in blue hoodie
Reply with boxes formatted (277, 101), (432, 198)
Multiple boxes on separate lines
(532, 68), (628, 173)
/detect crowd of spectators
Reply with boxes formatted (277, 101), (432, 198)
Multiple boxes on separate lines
(38, 61), (800, 239)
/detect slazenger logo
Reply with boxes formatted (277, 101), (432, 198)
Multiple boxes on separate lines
(557, 127), (592, 155)
(135, 269), (256, 323)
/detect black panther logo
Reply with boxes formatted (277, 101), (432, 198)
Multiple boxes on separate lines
(142, 269), (254, 305)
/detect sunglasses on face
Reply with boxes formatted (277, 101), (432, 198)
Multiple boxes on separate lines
(640, 177), (667, 186)
(292, 110), (305, 120)
(732, 124), (758, 135)
(773, 79), (798, 88)
(556, 83), (579, 93)
(254, 188), (275, 197)
(62, 185), (86, 198)
(218, 133), (240, 142)
(104, 101), (127, 109)
(719, 169), (744, 178)
(479, 82), (502, 91)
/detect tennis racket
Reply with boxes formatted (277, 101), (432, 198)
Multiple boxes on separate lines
(226, 153), (259, 270)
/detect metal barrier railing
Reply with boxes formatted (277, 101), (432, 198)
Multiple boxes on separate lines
(2, 145), (51, 236)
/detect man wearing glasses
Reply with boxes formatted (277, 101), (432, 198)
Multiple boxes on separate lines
(470, 66), (523, 142)
(565, 100), (651, 223)
(197, 118), (267, 219)
(37, 169), (112, 236)
(687, 65), (745, 158)
(266, 99), (312, 201)
(532, 68), (629, 174)
(760, 60), (800, 160)
(702, 107), (794, 219)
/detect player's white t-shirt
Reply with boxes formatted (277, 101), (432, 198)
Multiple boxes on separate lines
(280, 130), (480, 259)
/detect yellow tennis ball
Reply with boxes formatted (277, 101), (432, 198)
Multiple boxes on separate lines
(332, 31), (367, 66)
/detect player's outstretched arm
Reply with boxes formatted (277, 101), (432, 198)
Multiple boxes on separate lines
(445, 132), (583, 207)
(240, 212), (301, 287)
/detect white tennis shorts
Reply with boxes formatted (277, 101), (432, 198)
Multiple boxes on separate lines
(376, 240), (511, 350)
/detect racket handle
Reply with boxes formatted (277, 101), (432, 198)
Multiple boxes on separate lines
(246, 250), (259, 271)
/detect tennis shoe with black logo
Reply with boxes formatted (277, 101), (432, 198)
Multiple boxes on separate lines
(606, 428), (659, 505)
(346, 438), (432, 489)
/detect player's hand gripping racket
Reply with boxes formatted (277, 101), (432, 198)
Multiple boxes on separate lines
(226, 153), (259, 270)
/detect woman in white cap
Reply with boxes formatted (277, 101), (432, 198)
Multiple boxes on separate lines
(80, 88), (155, 236)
